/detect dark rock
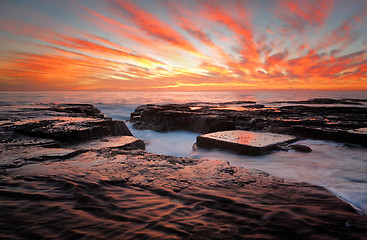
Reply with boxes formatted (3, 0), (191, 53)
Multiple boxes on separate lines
(15, 119), (132, 141)
(0, 103), (141, 169)
(0, 145), (86, 169)
(291, 126), (367, 145)
(44, 103), (105, 117)
(0, 132), (61, 148)
(131, 104), (236, 133)
(5, 104), (133, 142)
(207, 120), (236, 132)
(222, 100), (256, 104)
(273, 98), (366, 105)
(130, 100), (367, 146)
(290, 144), (312, 153)
(243, 104), (266, 108)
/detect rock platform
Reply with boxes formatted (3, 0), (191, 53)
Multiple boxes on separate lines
(196, 130), (297, 155)
(0, 103), (142, 169)
(131, 98), (367, 146)
(1, 103), (366, 239)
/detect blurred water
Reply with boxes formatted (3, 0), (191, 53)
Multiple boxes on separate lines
(128, 122), (367, 215)
(189, 140), (367, 215)
(127, 122), (200, 157)
(1, 90), (367, 214)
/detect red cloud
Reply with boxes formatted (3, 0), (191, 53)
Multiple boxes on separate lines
(0, 0), (366, 91)
(317, 5), (367, 51)
(110, 0), (197, 53)
(200, 0), (261, 74)
(277, 0), (333, 33)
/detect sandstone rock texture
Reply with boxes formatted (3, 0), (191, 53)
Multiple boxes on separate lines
(1, 103), (132, 140)
(2, 148), (366, 239)
(1, 103), (366, 239)
(0, 104), (142, 169)
(196, 130), (297, 155)
(130, 98), (367, 146)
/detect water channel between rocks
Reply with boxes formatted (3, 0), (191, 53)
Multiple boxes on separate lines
(127, 123), (367, 215)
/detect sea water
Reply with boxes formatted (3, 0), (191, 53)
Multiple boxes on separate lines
(1, 90), (366, 215)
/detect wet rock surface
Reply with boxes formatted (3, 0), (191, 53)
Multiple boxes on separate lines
(289, 144), (313, 153)
(273, 98), (367, 105)
(1, 103), (367, 239)
(196, 130), (297, 155)
(0, 104), (138, 169)
(66, 136), (145, 151)
(130, 98), (367, 146)
(1, 103), (132, 142)
(1, 148), (367, 239)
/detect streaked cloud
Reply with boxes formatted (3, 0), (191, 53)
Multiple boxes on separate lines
(0, 0), (366, 90)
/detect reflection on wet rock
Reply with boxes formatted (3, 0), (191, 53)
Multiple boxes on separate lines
(1, 148), (367, 239)
(196, 130), (297, 155)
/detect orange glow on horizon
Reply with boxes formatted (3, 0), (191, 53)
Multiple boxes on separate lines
(0, 0), (366, 91)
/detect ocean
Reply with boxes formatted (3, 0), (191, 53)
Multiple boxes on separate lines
(1, 90), (367, 216)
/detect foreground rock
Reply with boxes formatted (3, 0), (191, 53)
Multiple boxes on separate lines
(196, 130), (297, 155)
(1, 149), (366, 239)
(130, 98), (367, 146)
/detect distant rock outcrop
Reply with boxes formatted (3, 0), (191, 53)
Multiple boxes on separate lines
(130, 99), (367, 146)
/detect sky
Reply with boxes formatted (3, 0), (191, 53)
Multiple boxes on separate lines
(0, 0), (366, 91)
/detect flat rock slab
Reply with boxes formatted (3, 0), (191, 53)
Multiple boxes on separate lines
(196, 130), (297, 155)
(67, 136), (145, 150)
(0, 145), (84, 169)
(0, 132), (60, 148)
